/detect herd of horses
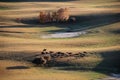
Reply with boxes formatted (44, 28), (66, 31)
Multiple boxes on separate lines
(32, 49), (90, 66)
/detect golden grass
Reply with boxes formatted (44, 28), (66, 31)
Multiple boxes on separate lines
(0, 1), (120, 19)
(0, 60), (107, 80)
(0, 33), (120, 52)
(0, 27), (62, 33)
(0, 1), (120, 80)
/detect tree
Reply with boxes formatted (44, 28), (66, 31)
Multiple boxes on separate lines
(39, 8), (70, 23)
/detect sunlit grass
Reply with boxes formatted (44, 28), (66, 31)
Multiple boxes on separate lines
(0, 1), (120, 80)
(0, 60), (107, 80)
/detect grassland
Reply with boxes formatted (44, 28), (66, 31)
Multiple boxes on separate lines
(0, 0), (120, 80)
(0, 60), (107, 80)
(0, 6), (9, 10)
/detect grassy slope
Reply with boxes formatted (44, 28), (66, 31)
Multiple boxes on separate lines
(0, 60), (107, 80)
(0, 0), (120, 80)
(0, 6), (9, 10)
(0, 22), (120, 52)
(0, 22), (120, 73)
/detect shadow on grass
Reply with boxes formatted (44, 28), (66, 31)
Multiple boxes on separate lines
(54, 50), (120, 73)
(6, 66), (30, 70)
(46, 13), (120, 32)
(0, 13), (120, 33)
(94, 50), (120, 73)
(0, 50), (120, 73)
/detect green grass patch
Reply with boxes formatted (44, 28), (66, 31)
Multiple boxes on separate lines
(36, 67), (107, 80)
(0, 6), (10, 10)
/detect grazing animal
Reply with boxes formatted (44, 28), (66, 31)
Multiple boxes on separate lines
(32, 56), (47, 66)
(73, 52), (86, 59)
(43, 54), (51, 61)
(67, 52), (72, 56)
(52, 53), (59, 58)
(83, 51), (87, 54)
(45, 52), (49, 54)
(49, 51), (54, 54)
(41, 51), (46, 55)
(80, 53), (86, 57)
(43, 49), (47, 52)
(73, 53), (80, 59)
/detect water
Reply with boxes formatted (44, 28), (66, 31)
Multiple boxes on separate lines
(41, 31), (87, 38)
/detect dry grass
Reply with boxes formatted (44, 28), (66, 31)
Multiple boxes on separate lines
(0, 60), (107, 80)
(0, 0), (120, 80)
(0, 30), (120, 52)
